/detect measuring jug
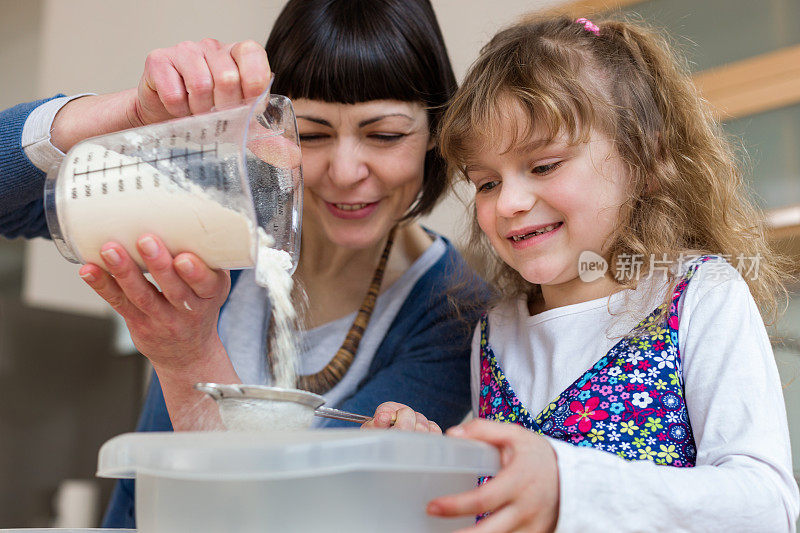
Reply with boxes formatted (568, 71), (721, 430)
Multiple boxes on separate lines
(44, 90), (302, 273)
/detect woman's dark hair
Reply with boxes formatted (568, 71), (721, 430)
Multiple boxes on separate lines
(266, 0), (457, 219)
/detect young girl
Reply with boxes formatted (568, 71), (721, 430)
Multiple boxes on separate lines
(365, 16), (800, 532)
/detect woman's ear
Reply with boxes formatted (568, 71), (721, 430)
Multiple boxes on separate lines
(426, 134), (436, 151)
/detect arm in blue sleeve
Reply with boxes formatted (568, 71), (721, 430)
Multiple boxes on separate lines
(101, 370), (172, 529)
(0, 96), (64, 239)
(101, 273), (246, 530)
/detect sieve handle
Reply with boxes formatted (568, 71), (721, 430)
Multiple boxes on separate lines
(314, 406), (372, 424)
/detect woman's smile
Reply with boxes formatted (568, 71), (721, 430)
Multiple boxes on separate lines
(324, 200), (381, 219)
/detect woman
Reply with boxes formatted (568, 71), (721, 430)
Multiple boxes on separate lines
(38, 0), (488, 527)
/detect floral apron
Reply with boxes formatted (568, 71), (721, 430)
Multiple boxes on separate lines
(478, 257), (714, 467)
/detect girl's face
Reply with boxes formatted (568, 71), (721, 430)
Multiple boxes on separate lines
(465, 111), (630, 289)
(293, 99), (433, 250)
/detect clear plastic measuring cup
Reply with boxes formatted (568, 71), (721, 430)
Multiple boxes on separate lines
(44, 90), (302, 274)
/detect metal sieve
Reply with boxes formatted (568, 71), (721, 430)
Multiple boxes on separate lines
(195, 383), (372, 431)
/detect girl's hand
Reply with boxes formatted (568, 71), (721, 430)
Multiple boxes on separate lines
(132, 38), (271, 126)
(362, 402), (442, 434)
(78, 234), (232, 377)
(427, 419), (560, 533)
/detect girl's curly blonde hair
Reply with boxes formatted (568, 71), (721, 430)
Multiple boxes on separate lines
(439, 15), (790, 323)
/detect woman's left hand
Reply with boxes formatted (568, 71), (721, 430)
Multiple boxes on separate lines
(78, 234), (232, 375)
(426, 419), (560, 532)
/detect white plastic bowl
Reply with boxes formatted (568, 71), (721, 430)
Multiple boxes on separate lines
(97, 429), (499, 533)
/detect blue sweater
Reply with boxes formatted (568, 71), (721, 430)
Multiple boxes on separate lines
(0, 98), (489, 529)
(0, 97), (63, 238)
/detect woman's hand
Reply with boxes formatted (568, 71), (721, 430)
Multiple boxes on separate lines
(51, 39), (271, 152)
(427, 419), (560, 533)
(64, 40), (270, 430)
(132, 38), (271, 126)
(362, 401), (442, 434)
(79, 234), (231, 375)
(79, 235), (239, 431)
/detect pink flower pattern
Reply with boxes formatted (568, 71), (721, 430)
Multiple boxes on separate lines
(564, 397), (609, 432)
(478, 256), (715, 469)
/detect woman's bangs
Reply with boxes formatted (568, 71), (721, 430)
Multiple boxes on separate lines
(272, 30), (426, 104)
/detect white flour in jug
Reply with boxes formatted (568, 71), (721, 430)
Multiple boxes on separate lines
(58, 142), (255, 270)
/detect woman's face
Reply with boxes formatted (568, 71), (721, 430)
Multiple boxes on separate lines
(293, 99), (433, 249)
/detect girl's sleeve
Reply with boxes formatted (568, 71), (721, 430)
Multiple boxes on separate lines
(550, 267), (799, 532)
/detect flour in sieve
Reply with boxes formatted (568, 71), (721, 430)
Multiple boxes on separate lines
(218, 398), (313, 431)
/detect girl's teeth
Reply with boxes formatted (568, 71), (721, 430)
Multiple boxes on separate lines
(335, 203), (368, 211)
(511, 223), (559, 242)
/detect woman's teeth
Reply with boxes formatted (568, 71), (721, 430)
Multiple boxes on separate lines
(335, 203), (369, 211)
(511, 223), (560, 242)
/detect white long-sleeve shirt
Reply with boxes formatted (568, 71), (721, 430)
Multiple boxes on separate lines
(471, 258), (799, 532)
(22, 94), (95, 171)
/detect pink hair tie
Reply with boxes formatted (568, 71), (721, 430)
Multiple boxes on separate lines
(575, 17), (600, 36)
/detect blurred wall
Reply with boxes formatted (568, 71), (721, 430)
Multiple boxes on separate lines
(0, 1), (42, 109)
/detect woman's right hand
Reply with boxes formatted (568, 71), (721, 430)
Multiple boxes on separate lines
(72, 38), (272, 369)
(363, 402), (442, 434)
(52, 39), (271, 152)
(131, 38), (271, 126)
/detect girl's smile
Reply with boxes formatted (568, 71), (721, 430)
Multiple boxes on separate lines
(506, 221), (564, 249)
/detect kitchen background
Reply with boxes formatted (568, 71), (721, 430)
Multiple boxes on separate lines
(1, 0), (798, 527)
